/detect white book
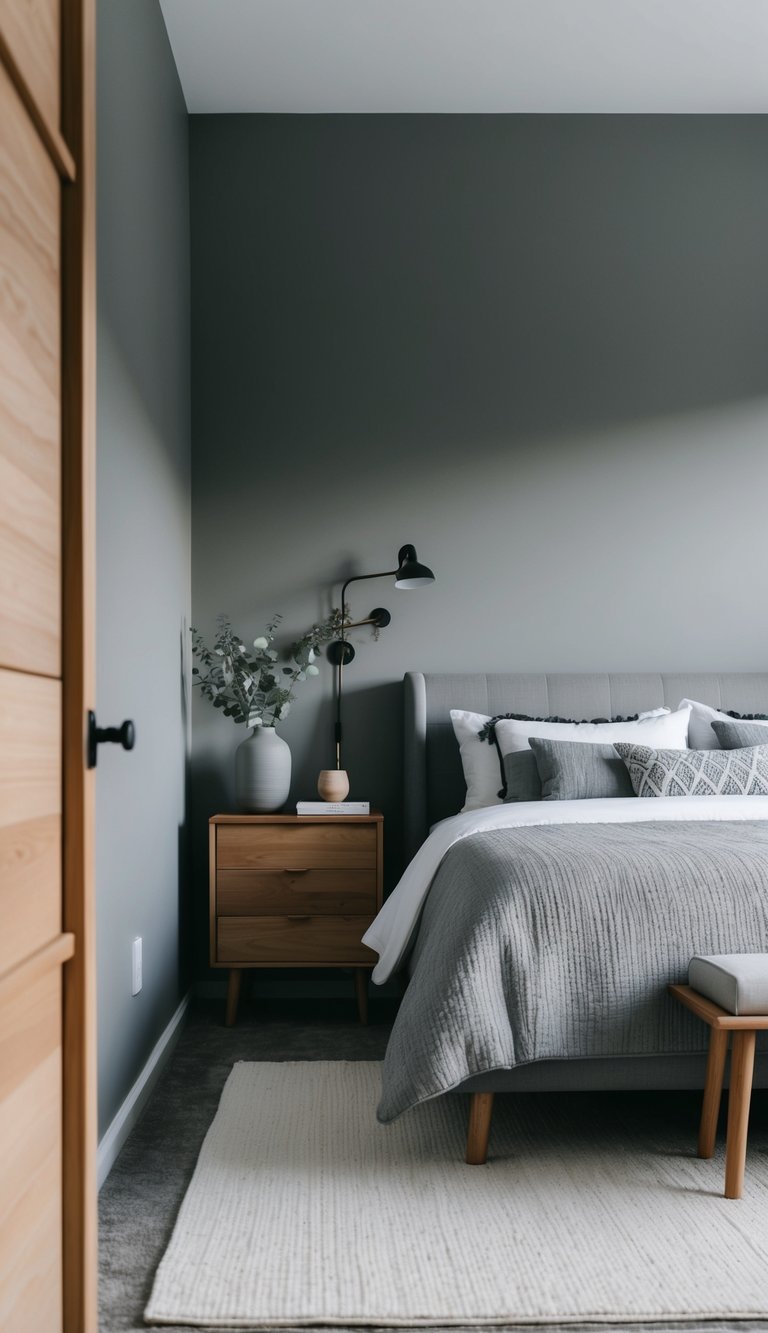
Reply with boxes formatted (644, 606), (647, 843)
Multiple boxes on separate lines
(296, 801), (370, 816)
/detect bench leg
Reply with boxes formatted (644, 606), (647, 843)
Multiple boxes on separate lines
(725, 1029), (756, 1200)
(466, 1092), (494, 1165)
(698, 1028), (728, 1159)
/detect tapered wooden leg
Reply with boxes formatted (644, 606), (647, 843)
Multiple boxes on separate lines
(466, 1092), (494, 1165)
(355, 968), (368, 1025)
(225, 968), (242, 1028)
(698, 1028), (728, 1159)
(725, 1029), (756, 1199)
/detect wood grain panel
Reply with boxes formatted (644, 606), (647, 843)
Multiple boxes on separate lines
(0, 963), (62, 1332)
(0, 0), (60, 134)
(61, 0), (98, 1321)
(0, 61), (60, 676)
(0, 814), (59, 976)
(217, 868), (377, 916)
(218, 915), (378, 965)
(0, 668), (60, 833)
(217, 822), (377, 870)
(0, 943), (62, 1086)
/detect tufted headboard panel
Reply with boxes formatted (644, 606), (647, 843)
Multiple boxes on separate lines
(403, 671), (768, 863)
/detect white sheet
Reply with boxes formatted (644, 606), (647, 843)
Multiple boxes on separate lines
(363, 795), (768, 983)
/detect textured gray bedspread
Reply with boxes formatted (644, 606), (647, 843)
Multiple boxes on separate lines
(378, 820), (768, 1121)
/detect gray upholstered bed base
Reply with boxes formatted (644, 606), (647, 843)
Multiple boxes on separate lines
(456, 1053), (768, 1095)
(402, 671), (768, 1095)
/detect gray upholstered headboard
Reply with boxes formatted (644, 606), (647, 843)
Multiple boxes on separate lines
(403, 671), (768, 862)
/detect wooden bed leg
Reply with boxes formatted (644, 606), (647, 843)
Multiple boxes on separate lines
(466, 1092), (494, 1165)
(698, 1028), (728, 1159)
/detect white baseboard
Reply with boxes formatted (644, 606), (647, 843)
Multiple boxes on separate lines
(97, 993), (189, 1190)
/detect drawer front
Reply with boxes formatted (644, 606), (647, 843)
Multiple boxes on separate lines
(217, 868), (377, 916)
(217, 823), (377, 869)
(218, 915), (377, 965)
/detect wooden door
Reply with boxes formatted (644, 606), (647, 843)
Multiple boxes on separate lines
(0, 2), (96, 1331)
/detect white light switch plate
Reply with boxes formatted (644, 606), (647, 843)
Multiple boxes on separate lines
(132, 936), (142, 995)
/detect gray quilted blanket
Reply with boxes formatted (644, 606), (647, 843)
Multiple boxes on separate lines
(378, 820), (768, 1121)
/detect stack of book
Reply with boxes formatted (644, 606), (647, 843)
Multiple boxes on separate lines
(296, 800), (370, 816)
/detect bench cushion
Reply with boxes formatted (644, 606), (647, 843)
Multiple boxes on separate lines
(689, 953), (768, 1016)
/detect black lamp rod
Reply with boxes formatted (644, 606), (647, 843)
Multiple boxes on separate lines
(340, 568), (398, 612)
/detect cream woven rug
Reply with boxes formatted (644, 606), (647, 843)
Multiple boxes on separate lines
(145, 1060), (768, 1327)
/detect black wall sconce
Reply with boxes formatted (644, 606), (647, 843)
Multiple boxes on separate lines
(320, 545), (435, 799)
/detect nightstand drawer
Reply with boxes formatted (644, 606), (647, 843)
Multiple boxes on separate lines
(217, 868), (377, 915)
(218, 915), (377, 964)
(217, 822), (377, 869)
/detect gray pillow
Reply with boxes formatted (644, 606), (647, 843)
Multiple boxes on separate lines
(528, 738), (635, 801)
(614, 742), (768, 797)
(711, 719), (768, 750)
(502, 749), (542, 803)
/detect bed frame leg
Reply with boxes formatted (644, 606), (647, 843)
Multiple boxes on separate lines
(466, 1092), (494, 1165)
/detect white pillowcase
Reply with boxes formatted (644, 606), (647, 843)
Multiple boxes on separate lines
(496, 705), (691, 766)
(678, 698), (768, 751)
(450, 710), (508, 812)
(451, 705), (688, 813)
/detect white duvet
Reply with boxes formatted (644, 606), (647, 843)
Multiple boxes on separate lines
(363, 795), (768, 983)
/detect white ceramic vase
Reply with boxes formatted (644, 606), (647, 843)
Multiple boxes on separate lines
(234, 725), (291, 813)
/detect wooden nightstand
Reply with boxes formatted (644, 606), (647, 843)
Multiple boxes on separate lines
(209, 813), (383, 1026)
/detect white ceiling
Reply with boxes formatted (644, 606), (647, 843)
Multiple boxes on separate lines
(158, 0), (768, 114)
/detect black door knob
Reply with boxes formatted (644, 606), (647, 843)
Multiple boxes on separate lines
(87, 711), (136, 769)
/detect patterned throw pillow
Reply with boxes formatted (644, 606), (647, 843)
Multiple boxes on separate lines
(614, 742), (768, 798)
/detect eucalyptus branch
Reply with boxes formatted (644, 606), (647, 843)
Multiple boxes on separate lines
(191, 606), (365, 730)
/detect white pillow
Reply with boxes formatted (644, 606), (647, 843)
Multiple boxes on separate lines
(679, 698), (768, 751)
(495, 707), (691, 768)
(450, 710), (505, 812)
(450, 705), (684, 813)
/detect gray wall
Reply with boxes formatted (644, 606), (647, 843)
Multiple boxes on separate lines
(190, 115), (768, 977)
(96, 0), (191, 1134)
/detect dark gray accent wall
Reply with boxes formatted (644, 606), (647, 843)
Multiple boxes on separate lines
(190, 115), (768, 976)
(96, 0), (191, 1134)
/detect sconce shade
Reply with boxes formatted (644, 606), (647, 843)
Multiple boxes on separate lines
(394, 544), (436, 590)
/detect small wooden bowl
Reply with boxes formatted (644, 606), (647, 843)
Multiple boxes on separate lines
(317, 769), (350, 802)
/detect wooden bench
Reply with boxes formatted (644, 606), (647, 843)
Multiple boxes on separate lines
(669, 982), (768, 1199)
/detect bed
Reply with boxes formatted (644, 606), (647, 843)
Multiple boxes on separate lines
(365, 671), (768, 1162)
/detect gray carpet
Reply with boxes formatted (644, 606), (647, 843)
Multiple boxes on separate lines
(99, 996), (768, 1333)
